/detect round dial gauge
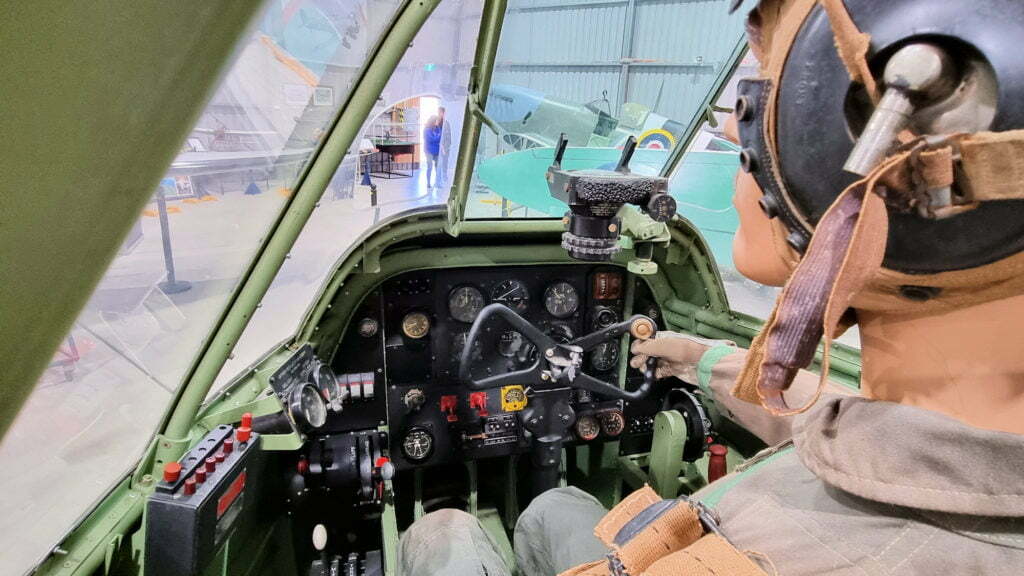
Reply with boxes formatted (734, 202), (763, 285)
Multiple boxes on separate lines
(547, 323), (574, 344)
(498, 330), (537, 364)
(590, 341), (619, 372)
(491, 280), (530, 312)
(593, 307), (619, 330)
(598, 410), (626, 437)
(575, 414), (601, 441)
(358, 317), (379, 338)
(314, 363), (338, 403)
(498, 330), (524, 357)
(401, 311), (431, 339)
(402, 427), (434, 462)
(451, 331), (483, 363)
(544, 281), (579, 318)
(289, 383), (328, 431)
(448, 286), (486, 323)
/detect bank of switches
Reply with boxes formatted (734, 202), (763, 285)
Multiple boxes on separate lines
(145, 414), (266, 576)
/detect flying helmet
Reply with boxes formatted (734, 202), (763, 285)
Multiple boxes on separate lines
(724, 0), (1024, 414)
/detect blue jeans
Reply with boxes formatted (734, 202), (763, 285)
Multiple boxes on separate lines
(425, 152), (440, 187)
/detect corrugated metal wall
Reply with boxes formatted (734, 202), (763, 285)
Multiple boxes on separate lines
(492, 0), (746, 126)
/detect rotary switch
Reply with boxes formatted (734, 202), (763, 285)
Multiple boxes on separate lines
(403, 388), (426, 412)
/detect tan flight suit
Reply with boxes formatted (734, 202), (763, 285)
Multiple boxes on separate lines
(400, 346), (1024, 575)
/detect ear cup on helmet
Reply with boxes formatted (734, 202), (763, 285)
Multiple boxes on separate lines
(773, 0), (1024, 273)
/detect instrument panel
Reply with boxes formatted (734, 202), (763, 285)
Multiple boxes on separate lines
(324, 265), (664, 470)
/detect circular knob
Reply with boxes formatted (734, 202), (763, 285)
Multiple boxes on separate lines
(222, 437), (234, 454)
(629, 317), (656, 340)
(645, 193), (677, 222)
(183, 477), (197, 496)
(162, 462), (182, 483)
(312, 524), (328, 552)
(884, 43), (956, 100)
(195, 468), (207, 484)
(205, 457), (217, 473)
(380, 461), (396, 481)
(403, 388), (426, 411)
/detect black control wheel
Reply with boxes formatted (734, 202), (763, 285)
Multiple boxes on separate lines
(458, 303), (658, 497)
(458, 303), (658, 399)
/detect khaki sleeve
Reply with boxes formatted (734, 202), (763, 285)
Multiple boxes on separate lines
(698, 346), (856, 446)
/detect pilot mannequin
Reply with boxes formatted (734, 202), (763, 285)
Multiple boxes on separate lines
(400, 1), (1024, 574)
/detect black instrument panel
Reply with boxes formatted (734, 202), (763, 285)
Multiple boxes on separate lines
(326, 265), (664, 470)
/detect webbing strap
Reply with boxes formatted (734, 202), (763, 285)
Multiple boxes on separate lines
(559, 486), (769, 576)
(733, 153), (894, 413)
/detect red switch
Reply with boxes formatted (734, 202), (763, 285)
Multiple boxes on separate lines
(440, 395), (459, 422)
(215, 451), (226, 464)
(183, 477), (197, 496)
(205, 457), (217, 474)
(195, 468), (207, 484)
(163, 462), (182, 483)
(237, 412), (253, 444)
(469, 392), (489, 417)
(708, 444), (728, 483)
(222, 437), (234, 455)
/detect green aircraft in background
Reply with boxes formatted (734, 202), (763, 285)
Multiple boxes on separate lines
(473, 83), (742, 269)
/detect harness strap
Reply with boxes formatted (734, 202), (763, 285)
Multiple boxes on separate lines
(559, 486), (769, 576)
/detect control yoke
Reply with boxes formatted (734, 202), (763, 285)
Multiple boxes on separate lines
(458, 303), (659, 399)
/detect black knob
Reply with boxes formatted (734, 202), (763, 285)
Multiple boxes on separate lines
(403, 388), (426, 411)
(645, 193), (677, 222)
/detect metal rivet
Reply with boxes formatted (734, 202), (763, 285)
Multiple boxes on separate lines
(739, 148), (758, 173)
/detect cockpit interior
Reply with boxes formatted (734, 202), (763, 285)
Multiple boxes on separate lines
(1, 0), (869, 575)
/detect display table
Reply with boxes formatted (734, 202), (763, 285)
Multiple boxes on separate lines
(369, 140), (418, 179)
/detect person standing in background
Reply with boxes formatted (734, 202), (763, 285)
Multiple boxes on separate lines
(423, 115), (442, 189)
(436, 106), (452, 189)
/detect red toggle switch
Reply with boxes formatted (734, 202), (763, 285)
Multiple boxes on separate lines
(163, 462), (182, 484)
(237, 413), (253, 444)
(708, 444), (728, 483)
(469, 392), (489, 417)
(183, 477), (197, 496)
(440, 395), (459, 422)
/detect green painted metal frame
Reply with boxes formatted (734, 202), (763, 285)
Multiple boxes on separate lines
(445, 0), (508, 233)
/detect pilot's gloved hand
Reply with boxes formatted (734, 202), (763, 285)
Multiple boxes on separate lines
(629, 332), (736, 382)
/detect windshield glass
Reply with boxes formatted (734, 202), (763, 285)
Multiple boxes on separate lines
(212, 0), (483, 394)
(464, 0), (745, 218)
(0, 1), (399, 572)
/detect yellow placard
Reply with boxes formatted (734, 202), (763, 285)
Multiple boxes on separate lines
(501, 385), (528, 412)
